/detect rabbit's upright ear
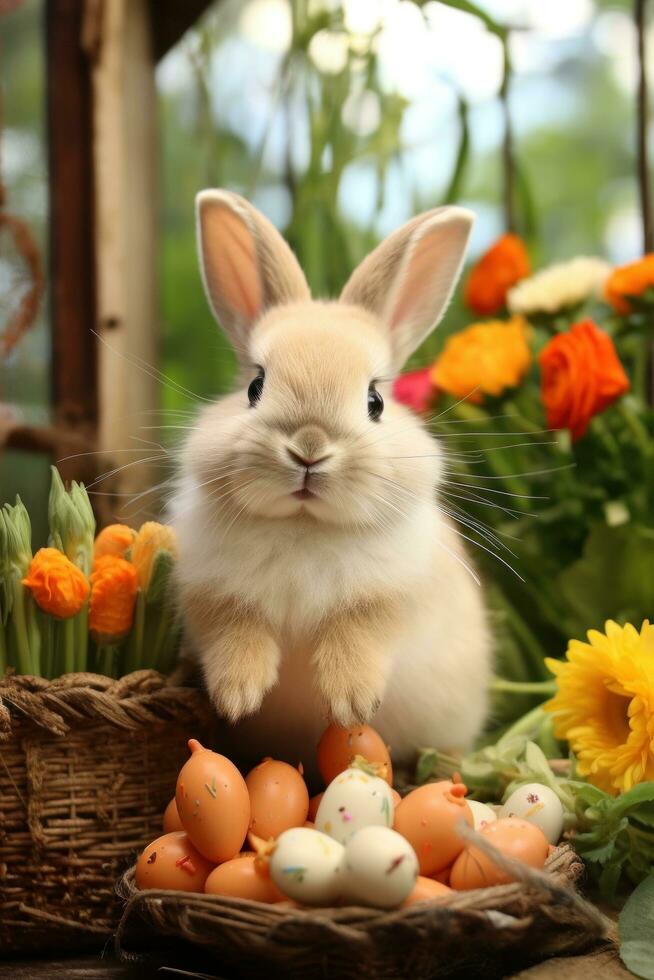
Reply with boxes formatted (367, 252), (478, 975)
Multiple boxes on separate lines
(340, 207), (474, 371)
(196, 190), (310, 355)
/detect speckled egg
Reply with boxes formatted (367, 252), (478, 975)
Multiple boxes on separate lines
(402, 875), (452, 907)
(176, 739), (250, 863)
(449, 817), (550, 890)
(393, 781), (473, 876)
(343, 826), (418, 909)
(317, 724), (393, 786)
(204, 853), (285, 903)
(315, 767), (394, 845)
(246, 759), (309, 840)
(467, 799), (498, 831)
(135, 831), (214, 892)
(500, 783), (564, 844)
(269, 826), (345, 905)
(162, 797), (183, 833)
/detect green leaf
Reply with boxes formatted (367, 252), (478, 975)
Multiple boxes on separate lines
(557, 523), (654, 636)
(620, 874), (654, 979)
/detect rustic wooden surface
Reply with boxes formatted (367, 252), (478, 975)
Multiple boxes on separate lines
(0, 946), (632, 980)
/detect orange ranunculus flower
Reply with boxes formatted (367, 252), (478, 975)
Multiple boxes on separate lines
(89, 555), (138, 640)
(130, 522), (176, 591)
(539, 319), (630, 441)
(94, 523), (136, 561)
(431, 315), (532, 403)
(23, 547), (90, 618)
(464, 233), (531, 315)
(604, 254), (654, 314)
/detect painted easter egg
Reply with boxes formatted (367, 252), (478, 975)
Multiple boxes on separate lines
(449, 817), (550, 890)
(162, 797), (183, 833)
(135, 831), (214, 892)
(467, 799), (498, 831)
(317, 724), (393, 786)
(343, 826), (418, 909)
(176, 739), (250, 863)
(246, 758), (309, 839)
(269, 826), (345, 905)
(393, 780), (472, 875)
(204, 853), (285, 903)
(499, 783), (564, 844)
(402, 875), (452, 907)
(315, 767), (394, 845)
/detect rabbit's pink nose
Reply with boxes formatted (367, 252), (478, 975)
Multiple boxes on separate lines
(286, 446), (332, 469)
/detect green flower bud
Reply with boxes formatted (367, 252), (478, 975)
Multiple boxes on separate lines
(48, 466), (96, 575)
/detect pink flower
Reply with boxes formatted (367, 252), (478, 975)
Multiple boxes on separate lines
(393, 367), (436, 414)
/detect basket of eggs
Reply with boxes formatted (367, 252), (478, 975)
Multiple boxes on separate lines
(117, 724), (607, 980)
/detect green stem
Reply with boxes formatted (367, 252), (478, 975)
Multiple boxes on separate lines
(42, 615), (54, 679)
(495, 595), (552, 680)
(97, 644), (118, 678)
(75, 605), (89, 672)
(11, 580), (35, 675)
(0, 618), (6, 678)
(491, 677), (556, 696)
(62, 616), (75, 675)
(125, 591), (145, 674)
(498, 704), (547, 744)
(617, 399), (652, 457)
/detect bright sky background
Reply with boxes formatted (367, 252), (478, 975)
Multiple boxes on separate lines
(157, 0), (648, 262)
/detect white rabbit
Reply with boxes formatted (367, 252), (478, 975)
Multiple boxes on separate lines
(171, 189), (492, 771)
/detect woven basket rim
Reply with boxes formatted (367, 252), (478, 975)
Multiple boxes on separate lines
(116, 842), (604, 934)
(0, 669), (208, 741)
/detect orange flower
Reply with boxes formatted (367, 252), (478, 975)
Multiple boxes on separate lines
(464, 234), (531, 315)
(605, 254), (654, 314)
(94, 524), (136, 561)
(130, 522), (176, 590)
(89, 555), (138, 640)
(539, 319), (630, 440)
(431, 316), (532, 403)
(23, 547), (90, 618)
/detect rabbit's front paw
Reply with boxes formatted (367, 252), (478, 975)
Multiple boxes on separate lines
(204, 639), (279, 723)
(319, 669), (384, 727)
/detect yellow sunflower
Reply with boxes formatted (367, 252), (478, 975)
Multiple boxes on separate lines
(544, 620), (654, 796)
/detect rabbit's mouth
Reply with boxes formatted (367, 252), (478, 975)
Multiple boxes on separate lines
(292, 488), (317, 501)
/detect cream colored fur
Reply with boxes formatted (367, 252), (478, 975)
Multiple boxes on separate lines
(171, 190), (492, 771)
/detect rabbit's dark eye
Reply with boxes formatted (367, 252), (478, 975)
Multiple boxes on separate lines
(368, 386), (384, 421)
(248, 370), (265, 406)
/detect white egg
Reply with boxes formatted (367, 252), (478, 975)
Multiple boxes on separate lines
(315, 767), (394, 844)
(343, 826), (418, 909)
(467, 799), (498, 830)
(500, 782), (564, 844)
(269, 827), (345, 905)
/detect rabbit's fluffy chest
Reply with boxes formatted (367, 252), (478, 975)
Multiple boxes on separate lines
(174, 478), (435, 633)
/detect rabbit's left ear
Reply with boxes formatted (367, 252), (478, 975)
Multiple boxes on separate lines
(340, 207), (474, 370)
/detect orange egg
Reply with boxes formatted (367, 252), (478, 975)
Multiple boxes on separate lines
(162, 797), (183, 833)
(204, 853), (285, 903)
(245, 759), (309, 839)
(176, 739), (250, 863)
(391, 789), (402, 808)
(402, 875), (452, 907)
(394, 781), (472, 876)
(135, 831), (214, 892)
(449, 817), (550, 890)
(308, 793), (324, 822)
(431, 865), (453, 886)
(317, 724), (393, 786)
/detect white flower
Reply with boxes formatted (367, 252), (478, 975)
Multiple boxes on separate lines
(507, 257), (611, 316)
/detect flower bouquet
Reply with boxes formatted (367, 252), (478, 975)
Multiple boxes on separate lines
(397, 238), (654, 975)
(0, 469), (214, 954)
(1, 467), (179, 679)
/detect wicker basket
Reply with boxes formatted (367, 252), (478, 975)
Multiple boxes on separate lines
(0, 670), (215, 955)
(115, 844), (609, 979)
